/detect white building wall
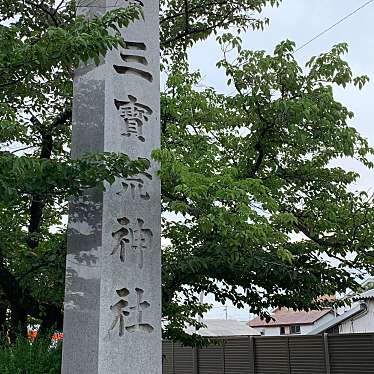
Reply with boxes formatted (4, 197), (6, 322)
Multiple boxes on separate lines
(260, 326), (283, 336)
(300, 325), (314, 335)
(309, 313), (335, 330)
(340, 301), (374, 333)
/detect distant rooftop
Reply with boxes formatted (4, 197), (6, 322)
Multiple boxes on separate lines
(306, 304), (366, 335)
(249, 308), (333, 328)
(185, 319), (260, 337)
(353, 288), (374, 301)
(307, 289), (374, 335)
(343, 278), (374, 299)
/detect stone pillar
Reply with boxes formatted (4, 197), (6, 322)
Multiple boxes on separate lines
(62, 0), (161, 373)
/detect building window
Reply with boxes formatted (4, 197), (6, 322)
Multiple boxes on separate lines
(280, 326), (286, 335)
(290, 325), (301, 335)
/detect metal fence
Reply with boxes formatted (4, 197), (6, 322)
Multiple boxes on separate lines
(162, 333), (374, 374)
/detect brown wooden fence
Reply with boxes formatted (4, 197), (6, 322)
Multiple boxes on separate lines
(162, 333), (374, 374)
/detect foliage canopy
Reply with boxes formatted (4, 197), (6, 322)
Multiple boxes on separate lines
(1, 0), (374, 345)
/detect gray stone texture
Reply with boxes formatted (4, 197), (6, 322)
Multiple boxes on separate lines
(62, 0), (161, 373)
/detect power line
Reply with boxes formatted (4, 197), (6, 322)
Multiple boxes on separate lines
(295, 0), (374, 52)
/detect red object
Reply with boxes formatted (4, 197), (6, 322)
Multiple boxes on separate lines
(27, 330), (64, 342)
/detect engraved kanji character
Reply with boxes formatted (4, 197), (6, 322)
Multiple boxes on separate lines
(114, 96), (153, 142)
(125, 0), (144, 6)
(126, 288), (153, 333)
(109, 288), (153, 336)
(109, 288), (130, 337)
(113, 41), (153, 82)
(111, 217), (153, 268)
(117, 171), (153, 201)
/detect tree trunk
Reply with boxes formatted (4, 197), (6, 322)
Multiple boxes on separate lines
(0, 303), (7, 338)
(9, 305), (28, 343)
(38, 304), (63, 337)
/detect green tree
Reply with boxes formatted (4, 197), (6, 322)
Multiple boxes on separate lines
(1, 0), (374, 345)
(160, 38), (374, 342)
(0, 0), (148, 339)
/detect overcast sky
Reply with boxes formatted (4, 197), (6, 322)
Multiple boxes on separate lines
(187, 0), (374, 321)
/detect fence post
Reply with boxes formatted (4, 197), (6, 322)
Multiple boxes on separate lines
(193, 346), (199, 374)
(287, 337), (291, 374)
(323, 334), (331, 374)
(222, 340), (226, 373)
(249, 336), (256, 374)
(172, 342), (175, 374)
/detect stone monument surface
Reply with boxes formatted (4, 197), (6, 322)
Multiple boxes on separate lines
(62, 0), (161, 373)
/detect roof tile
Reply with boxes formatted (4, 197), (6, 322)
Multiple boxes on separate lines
(249, 308), (333, 328)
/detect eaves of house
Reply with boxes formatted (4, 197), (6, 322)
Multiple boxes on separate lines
(306, 303), (367, 335)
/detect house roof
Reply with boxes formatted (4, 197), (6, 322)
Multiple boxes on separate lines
(343, 278), (374, 299)
(185, 319), (260, 337)
(306, 289), (374, 335)
(353, 288), (374, 301)
(306, 303), (367, 335)
(249, 308), (333, 328)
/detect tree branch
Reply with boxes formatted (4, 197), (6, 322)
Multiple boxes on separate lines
(23, 0), (60, 26)
(161, 11), (244, 47)
(27, 108), (71, 249)
(51, 107), (72, 128)
(160, 0), (242, 24)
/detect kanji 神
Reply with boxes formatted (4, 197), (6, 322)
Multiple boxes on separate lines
(111, 217), (153, 268)
(109, 287), (153, 336)
(114, 95), (153, 142)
